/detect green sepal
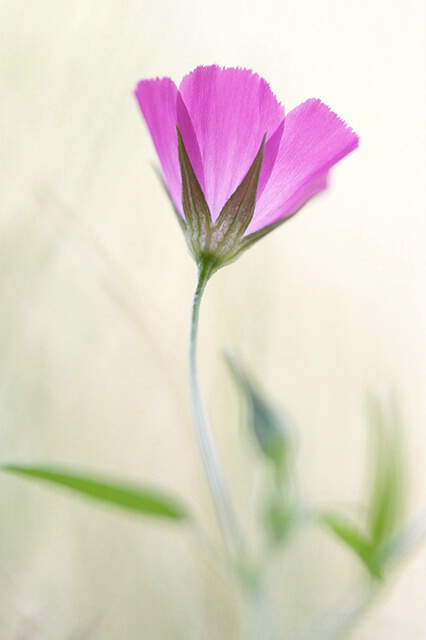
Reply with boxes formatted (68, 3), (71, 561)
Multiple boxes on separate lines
(177, 131), (267, 271)
(209, 136), (266, 259)
(2, 463), (189, 521)
(177, 127), (212, 259)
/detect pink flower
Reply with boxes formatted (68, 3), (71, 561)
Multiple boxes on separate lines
(135, 65), (358, 271)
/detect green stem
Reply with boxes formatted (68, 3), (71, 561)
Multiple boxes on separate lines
(247, 579), (274, 640)
(189, 260), (240, 558)
(189, 260), (275, 639)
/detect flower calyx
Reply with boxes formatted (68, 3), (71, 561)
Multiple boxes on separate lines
(177, 127), (266, 275)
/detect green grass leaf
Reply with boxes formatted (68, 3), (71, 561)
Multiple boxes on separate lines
(366, 394), (406, 551)
(2, 463), (189, 521)
(320, 512), (380, 578)
(319, 395), (410, 580)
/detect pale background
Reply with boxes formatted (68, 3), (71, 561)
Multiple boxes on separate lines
(0, 0), (425, 638)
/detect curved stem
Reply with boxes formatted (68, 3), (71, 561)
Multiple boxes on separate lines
(189, 261), (240, 558)
(247, 579), (274, 640)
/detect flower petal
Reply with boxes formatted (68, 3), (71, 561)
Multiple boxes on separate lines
(134, 77), (182, 215)
(178, 65), (285, 221)
(247, 99), (359, 234)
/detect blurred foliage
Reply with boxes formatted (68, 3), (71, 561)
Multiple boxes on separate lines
(320, 395), (408, 580)
(225, 353), (293, 471)
(2, 464), (189, 520)
(367, 394), (406, 552)
(225, 353), (300, 549)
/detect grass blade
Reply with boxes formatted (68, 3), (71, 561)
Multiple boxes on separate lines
(2, 463), (189, 521)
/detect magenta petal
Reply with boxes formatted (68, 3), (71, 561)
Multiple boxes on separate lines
(257, 119), (285, 199)
(134, 77), (183, 215)
(176, 93), (205, 196)
(247, 99), (359, 234)
(179, 65), (285, 221)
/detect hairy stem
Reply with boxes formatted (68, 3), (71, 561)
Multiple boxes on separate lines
(189, 261), (240, 558)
